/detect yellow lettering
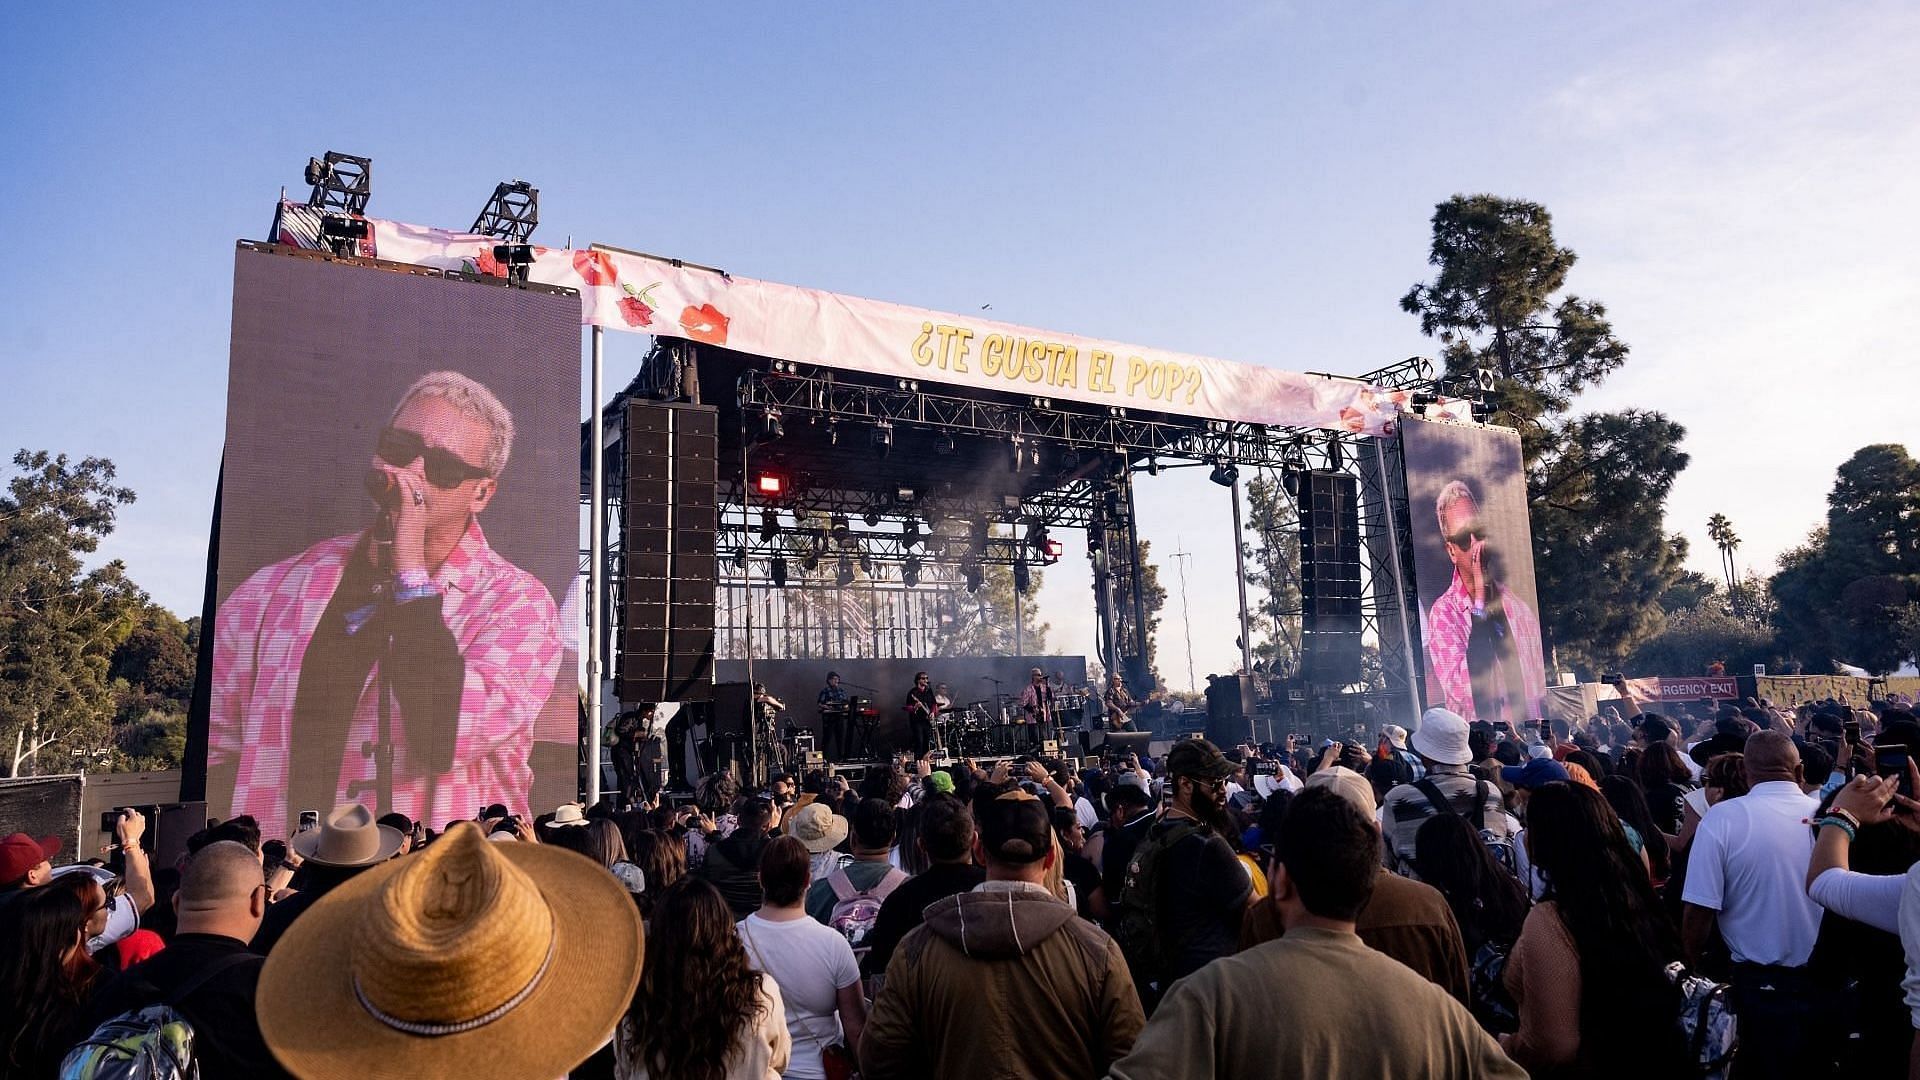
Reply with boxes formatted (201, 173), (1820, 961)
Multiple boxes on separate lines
(951, 328), (974, 373)
(912, 322), (936, 366)
(1124, 356), (1149, 395)
(1051, 345), (1078, 388)
(981, 334), (1004, 376)
(1090, 350), (1114, 392)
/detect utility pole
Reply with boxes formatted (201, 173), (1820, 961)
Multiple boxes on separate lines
(1172, 542), (1197, 694)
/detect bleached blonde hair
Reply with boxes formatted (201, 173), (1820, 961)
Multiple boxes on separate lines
(389, 370), (516, 477)
(1434, 479), (1478, 533)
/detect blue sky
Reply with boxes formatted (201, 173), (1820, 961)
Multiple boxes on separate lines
(4, 3), (1916, 688)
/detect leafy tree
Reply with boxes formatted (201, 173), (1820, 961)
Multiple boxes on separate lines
(1626, 587), (1775, 677)
(1706, 514), (1741, 593)
(110, 604), (196, 703)
(1240, 473), (1302, 674)
(1659, 570), (1718, 615)
(1770, 445), (1920, 673)
(1403, 195), (1690, 673)
(1134, 541), (1168, 683)
(0, 451), (146, 776)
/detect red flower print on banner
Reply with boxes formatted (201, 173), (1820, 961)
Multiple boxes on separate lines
(618, 296), (654, 328)
(572, 250), (619, 286)
(1337, 406), (1368, 434)
(679, 303), (730, 345)
(472, 246), (506, 278)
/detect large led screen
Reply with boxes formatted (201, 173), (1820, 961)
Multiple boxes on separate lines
(1402, 416), (1547, 726)
(205, 245), (579, 835)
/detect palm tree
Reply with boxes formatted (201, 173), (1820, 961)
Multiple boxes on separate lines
(1706, 514), (1741, 593)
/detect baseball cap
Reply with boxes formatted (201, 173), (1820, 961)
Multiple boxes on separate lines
(1303, 764), (1375, 815)
(1637, 715), (1675, 742)
(977, 791), (1053, 865)
(927, 771), (956, 796)
(1500, 758), (1570, 789)
(0, 832), (62, 886)
(1166, 738), (1235, 780)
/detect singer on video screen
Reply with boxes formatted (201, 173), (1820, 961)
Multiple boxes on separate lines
(209, 371), (562, 835)
(1423, 479), (1546, 726)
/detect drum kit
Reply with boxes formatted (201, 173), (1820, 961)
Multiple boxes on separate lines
(936, 687), (1088, 757)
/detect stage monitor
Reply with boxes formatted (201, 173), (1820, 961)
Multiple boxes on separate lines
(196, 244), (581, 836)
(1400, 417), (1547, 726)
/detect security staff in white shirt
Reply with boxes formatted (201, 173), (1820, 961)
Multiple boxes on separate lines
(1681, 731), (1827, 1079)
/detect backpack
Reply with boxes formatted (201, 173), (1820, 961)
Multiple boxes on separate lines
(827, 866), (907, 952)
(1412, 778), (1520, 878)
(1665, 961), (1737, 1078)
(60, 952), (258, 1080)
(1112, 815), (1205, 987)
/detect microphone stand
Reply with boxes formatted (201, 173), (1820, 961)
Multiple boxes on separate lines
(360, 509), (398, 818)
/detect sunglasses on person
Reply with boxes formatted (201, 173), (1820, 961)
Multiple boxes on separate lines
(1445, 524), (1487, 550)
(375, 427), (491, 489)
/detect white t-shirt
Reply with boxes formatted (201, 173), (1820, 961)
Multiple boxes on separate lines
(1681, 780), (1821, 966)
(737, 912), (860, 1080)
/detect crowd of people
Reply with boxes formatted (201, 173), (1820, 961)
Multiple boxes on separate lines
(7, 690), (1920, 1078)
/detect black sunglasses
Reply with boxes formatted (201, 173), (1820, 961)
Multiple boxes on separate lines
(1445, 524), (1487, 550)
(376, 427), (492, 489)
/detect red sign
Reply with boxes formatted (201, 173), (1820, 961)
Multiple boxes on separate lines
(1626, 677), (1740, 701)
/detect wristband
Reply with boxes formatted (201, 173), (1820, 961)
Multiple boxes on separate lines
(393, 569), (440, 602)
(1814, 816), (1857, 842)
(1827, 807), (1862, 831)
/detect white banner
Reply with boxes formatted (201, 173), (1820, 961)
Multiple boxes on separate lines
(304, 206), (1469, 436)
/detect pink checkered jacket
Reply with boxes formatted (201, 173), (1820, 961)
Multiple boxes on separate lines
(1424, 571), (1547, 724)
(210, 521), (562, 836)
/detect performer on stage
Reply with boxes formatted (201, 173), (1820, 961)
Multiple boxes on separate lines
(1018, 667), (1054, 752)
(904, 671), (940, 761)
(816, 671), (849, 762)
(1103, 672), (1138, 733)
(209, 372), (562, 836)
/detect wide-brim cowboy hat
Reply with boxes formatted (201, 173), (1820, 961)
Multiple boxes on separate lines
(291, 803), (406, 868)
(257, 822), (642, 1080)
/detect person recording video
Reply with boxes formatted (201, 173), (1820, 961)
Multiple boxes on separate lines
(1423, 479), (1545, 726)
(210, 371), (563, 836)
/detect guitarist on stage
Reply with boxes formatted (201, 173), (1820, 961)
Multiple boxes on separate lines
(1017, 667), (1055, 753)
(1103, 673), (1138, 733)
(904, 671), (940, 761)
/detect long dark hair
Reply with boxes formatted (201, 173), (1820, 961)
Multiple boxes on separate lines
(1526, 783), (1688, 1073)
(625, 878), (766, 1080)
(0, 882), (100, 1072)
(1600, 774), (1671, 882)
(1412, 813), (1529, 953)
(628, 829), (686, 919)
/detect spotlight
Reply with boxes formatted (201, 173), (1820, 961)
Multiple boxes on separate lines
(755, 473), (785, 496)
(1043, 539), (1065, 562)
(802, 544), (821, 573)
(837, 555), (855, 587)
(302, 151), (372, 216)
(902, 558), (921, 587)
(963, 559), (984, 593)
(1283, 470), (1300, 498)
(902, 520), (922, 549)
(859, 550), (874, 575)
(492, 244), (535, 285)
(1014, 558), (1031, 595)
(830, 515), (850, 543)
(863, 509), (882, 528)
(1209, 460), (1239, 487)
(1008, 437), (1024, 474)
(894, 484), (917, 504)
(827, 419), (840, 446)
(771, 556), (788, 587)
(934, 432), (956, 455)
(732, 546), (748, 570)
(872, 421), (893, 458)
(1327, 438), (1343, 470)
(759, 509), (780, 542)
(1087, 531), (1103, 555)
(758, 407), (784, 442)
(1026, 521), (1051, 552)
(1145, 457), (1161, 477)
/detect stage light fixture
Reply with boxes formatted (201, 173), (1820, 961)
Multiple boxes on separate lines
(470, 180), (539, 242)
(895, 484), (917, 504)
(963, 559), (984, 593)
(732, 546), (748, 570)
(830, 515), (850, 543)
(758, 407), (785, 442)
(827, 419), (841, 445)
(863, 509), (882, 528)
(303, 151), (372, 216)
(859, 550), (874, 575)
(1145, 457), (1161, 477)
(1014, 558), (1032, 594)
(969, 518), (990, 554)
(317, 215), (370, 257)
(1008, 437), (1024, 474)
(770, 556), (788, 587)
(759, 509), (780, 542)
(902, 558), (921, 587)
(1043, 539), (1065, 561)
(1283, 470), (1300, 498)
(872, 421), (893, 458)
(1327, 438), (1344, 470)
(934, 432), (956, 455)
(1027, 521), (1051, 552)
(902, 520), (922, 549)
(837, 555), (855, 587)
(1209, 460), (1240, 487)
(755, 473), (785, 496)
(1087, 531), (1104, 555)
(802, 545), (822, 573)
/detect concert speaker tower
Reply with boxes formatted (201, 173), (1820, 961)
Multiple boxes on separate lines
(619, 402), (718, 703)
(1299, 470), (1364, 688)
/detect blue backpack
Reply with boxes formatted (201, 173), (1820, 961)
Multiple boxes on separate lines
(60, 952), (258, 1080)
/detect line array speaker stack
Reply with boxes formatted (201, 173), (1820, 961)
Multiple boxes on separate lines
(619, 402), (718, 703)
(1300, 470), (1364, 688)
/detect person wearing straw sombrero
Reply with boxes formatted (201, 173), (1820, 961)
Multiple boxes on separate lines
(256, 820), (642, 1080)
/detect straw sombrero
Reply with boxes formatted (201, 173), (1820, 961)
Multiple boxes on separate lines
(258, 822), (642, 1080)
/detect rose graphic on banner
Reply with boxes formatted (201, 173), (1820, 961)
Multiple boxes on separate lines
(572, 249), (620, 286)
(616, 282), (659, 329)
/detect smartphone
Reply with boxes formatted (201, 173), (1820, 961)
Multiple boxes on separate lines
(297, 809), (321, 833)
(1878, 748), (1914, 799)
(1845, 720), (1862, 745)
(99, 809), (121, 834)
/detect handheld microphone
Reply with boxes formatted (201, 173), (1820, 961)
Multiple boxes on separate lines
(364, 469), (400, 505)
